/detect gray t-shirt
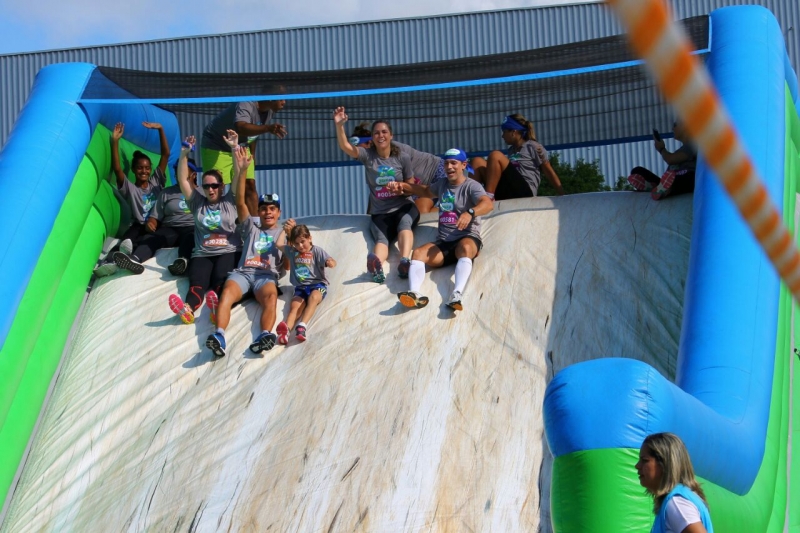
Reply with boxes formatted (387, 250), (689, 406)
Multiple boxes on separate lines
(117, 167), (166, 225)
(508, 140), (544, 195)
(236, 219), (284, 277)
(150, 184), (194, 228)
(429, 178), (487, 243)
(287, 245), (331, 287)
(356, 146), (415, 215)
(201, 102), (275, 152)
(189, 189), (241, 257)
(668, 144), (697, 172)
(394, 141), (443, 185)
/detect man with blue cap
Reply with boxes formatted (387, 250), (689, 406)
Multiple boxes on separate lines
(386, 148), (493, 311)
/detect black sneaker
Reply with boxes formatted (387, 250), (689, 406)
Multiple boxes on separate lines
(168, 257), (188, 276)
(249, 332), (277, 353)
(398, 291), (429, 309)
(113, 252), (144, 275)
(206, 333), (227, 357)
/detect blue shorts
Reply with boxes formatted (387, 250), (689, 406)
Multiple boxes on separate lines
(293, 283), (328, 302)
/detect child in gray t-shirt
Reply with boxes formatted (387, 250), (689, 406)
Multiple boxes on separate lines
(276, 222), (336, 345)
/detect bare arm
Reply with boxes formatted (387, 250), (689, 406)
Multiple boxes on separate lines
(232, 144), (252, 221)
(333, 107), (359, 159)
(456, 195), (493, 230)
(541, 160), (565, 195)
(142, 122), (170, 175)
(176, 136), (196, 200)
(110, 122), (127, 188)
(325, 257), (337, 268)
(386, 180), (434, 199)
(655, 140), (693, 166)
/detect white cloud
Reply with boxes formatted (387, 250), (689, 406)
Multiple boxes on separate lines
(0, 0), (581, 54)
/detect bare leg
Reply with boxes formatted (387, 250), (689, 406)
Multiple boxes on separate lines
(484, 150), (510, 195)
(373, 242), (390, 262)
(245, 179), (259, 217)
(299, 290), (324, 324)
(414, 197), (435, 214)
(397, 229), (414, 260)
(285, 297), (306, 330)
(216, 280), (243, 330)
(255, 282), (278, 332)
(470, 157), (487, 184)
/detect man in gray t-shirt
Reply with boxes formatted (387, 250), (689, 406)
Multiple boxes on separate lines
(201, 97), (287, 216)
(387, 148), (493, 312)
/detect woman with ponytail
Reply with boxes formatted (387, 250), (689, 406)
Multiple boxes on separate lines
(636, 433), (713, 533)
(472, 113), (564, 200)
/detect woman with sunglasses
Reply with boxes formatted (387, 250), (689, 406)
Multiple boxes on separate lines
(471, 114), (564, 200)
(167, 132), (242, 325)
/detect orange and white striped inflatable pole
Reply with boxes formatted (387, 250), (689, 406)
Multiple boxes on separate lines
(605, 0), (800, 297)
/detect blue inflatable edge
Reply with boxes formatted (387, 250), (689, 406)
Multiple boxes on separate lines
(543, 5), (790, 495)
(0, 63), (180, 351)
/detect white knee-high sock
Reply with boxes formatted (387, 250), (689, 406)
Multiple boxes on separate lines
(454, 257), (473, 293)
(409, 260), (425, 292)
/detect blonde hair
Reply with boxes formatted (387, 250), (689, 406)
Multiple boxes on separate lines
(642, 432), (708, 514)
(508, 113), (537, 141)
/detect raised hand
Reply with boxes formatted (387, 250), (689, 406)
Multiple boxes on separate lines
(333, 107), (348, 125)
(142, 121), (162, 130)
(111, 122), (125, 141)
(283, 218), (297, 238)
(270, 123), (287, 139)
(181, 135), (196, 156)
(233, 144), (252, 170)
(222, 129), (239, 148)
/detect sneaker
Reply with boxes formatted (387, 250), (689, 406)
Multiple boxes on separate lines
(168, 257), (188, 276)
(205, 290), (219, 326)
(367, 253), (385, 284)
(398, 257), (411, 279)
(113, 252), (144, 274)
(398, 291), (429, 309)
(168, 294), (195, 324)
(651, 170), (676, 201)
(249, 332), (277, 353)
(120, 239), (133, 256)
(276, 321), (290, 345)
(295, 324), (307, 342)
(446, 290), (463, 311)
(93, 262), (118, 278)
(206, 333), (227, 357)
(627, 173), (648, 192)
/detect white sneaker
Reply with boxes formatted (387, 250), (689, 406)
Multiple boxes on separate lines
(446, 290), (463, 311)
(398, 291), (429, 309)
(119, 239), (133, 256)
(93, 262), (118, 278)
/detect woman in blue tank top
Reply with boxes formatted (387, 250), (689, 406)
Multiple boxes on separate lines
(636, 432), (713, 533)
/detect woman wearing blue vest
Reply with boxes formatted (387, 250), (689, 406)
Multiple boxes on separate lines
(636, 433), (713, 533)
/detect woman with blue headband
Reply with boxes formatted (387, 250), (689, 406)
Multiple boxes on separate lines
(471, 113), (564, 200)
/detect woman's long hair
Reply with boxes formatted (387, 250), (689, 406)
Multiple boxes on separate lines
(507, 113), (537, 142)
(371, 119), (400, 157)
(643, 432), (708, 515)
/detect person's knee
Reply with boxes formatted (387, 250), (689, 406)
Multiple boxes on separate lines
(411, 248), (426, 261)
(488, 150), (505, 161)
(309, 290), (323, 303)
(455, 241), (477, 259)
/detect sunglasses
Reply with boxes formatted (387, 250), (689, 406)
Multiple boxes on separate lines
(202, 183), (221, 190)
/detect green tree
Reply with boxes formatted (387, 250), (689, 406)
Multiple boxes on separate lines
(613, 176), (635, 191)
(537, 152), (610, 196)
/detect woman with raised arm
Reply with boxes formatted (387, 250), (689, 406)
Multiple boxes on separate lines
(471, 114), (564, 200)
(167, 132), (241, 325)
(636, 432), (713, 533)
(334, 107), (418, 282)
(94, 121), (170, 277)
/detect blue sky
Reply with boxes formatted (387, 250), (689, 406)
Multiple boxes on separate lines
(0, 0), (579, 55)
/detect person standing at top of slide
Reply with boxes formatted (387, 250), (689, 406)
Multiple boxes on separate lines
(333, 107), (419, 282)
(201, 90), (287, 218)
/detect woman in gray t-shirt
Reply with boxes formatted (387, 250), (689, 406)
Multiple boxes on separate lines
(627, 121), (697, 200)
(334, 107), (420, 283)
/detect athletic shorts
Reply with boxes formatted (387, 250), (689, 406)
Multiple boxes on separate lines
(293, 283), (328, 302)
(227, 269), (277, 295)
(433, 236), (483, 267)
(201, 147), (255, 184)
(495, 165), (536, 201)
(370, 203), (420, 246)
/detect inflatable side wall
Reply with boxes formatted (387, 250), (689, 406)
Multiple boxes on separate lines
(0, 63), (181, 509)
(544, 6), (800, 532)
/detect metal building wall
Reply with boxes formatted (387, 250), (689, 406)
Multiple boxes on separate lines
(1, 0), (798, 215)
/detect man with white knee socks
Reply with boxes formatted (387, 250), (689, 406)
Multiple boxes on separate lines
(386, 148), (493, 311)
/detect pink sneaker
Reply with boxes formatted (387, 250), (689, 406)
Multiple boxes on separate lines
(295, 324), (307, 342)
(627, 173), (647, 191)
(205, 290), (219, 326)
(276, 321), (289, 345)
(169, 294), (194, 325)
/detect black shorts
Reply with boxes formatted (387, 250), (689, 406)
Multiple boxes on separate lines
(495, 165), (536, 201)
(433, 236), (483, 267)
(370, 203), (420, 245)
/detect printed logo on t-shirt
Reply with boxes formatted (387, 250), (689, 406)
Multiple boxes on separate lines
(244, 232), (275, 269)
(508, 152), (522, 169)
(294, 251), (314, 282)
(142, 192), (156, 218)
(375, 165), (398, 199)
(439, 190), (458, 225)
(179, 196), (190, 213)
(202, 210), (222, 231)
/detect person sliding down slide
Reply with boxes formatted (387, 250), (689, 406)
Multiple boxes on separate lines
(205, 135), (288, 358)
(387, 148), (493, 311)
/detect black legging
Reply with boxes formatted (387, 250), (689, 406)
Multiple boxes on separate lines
(107, 222), (148, 256)
(185, 252), (237, 310)
(630, 166), (696, 196)
(132, 225), (193, 263)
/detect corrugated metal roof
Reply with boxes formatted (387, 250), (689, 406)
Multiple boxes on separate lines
(2, 0), (798, 215)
